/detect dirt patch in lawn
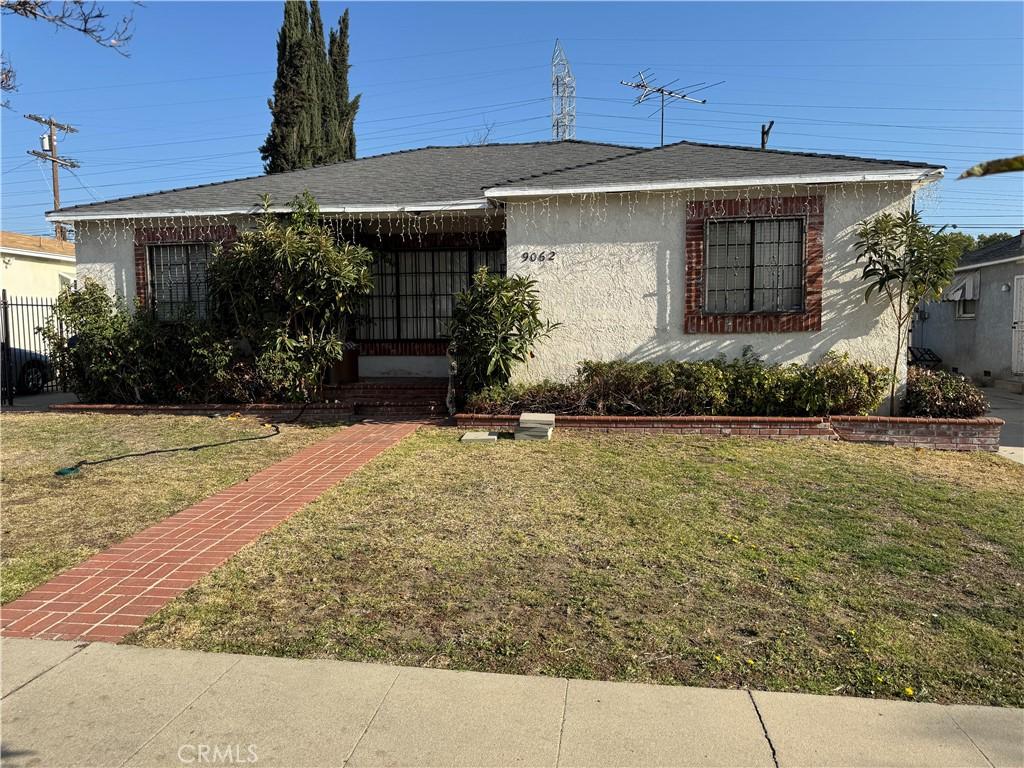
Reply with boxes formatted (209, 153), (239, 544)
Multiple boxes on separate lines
(129, 428), (1024, 706)
(0, 412), (340, 603)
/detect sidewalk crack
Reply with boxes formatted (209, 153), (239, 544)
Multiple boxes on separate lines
(1, 640), (89, 700)
(343, 668), (401, 766)
(747, 689), (779, 768)
(555, 679), (569, 767)
(118, 655), (242, 767)
(947, 711), (995, 768)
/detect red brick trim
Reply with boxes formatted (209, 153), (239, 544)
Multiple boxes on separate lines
(455, 413), (1003, 452)
(358, 340), (448, 356)
(133, 225), (237, 304)
(684, 196), (824, 334)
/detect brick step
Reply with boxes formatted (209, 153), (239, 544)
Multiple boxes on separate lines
(355, 402), (447, 418)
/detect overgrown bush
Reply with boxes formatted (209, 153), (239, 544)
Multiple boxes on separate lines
(207, 192), (374, 401)
(465, 350), (889, 417)
(43, 279), (231, 404)
(448, 268), (559, 392)
(44, 194), (375, 405)
(903, 367), (989, 418)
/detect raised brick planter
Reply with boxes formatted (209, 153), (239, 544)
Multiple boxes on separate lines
(830, 416), (1004, 452)
(50, 402), (355, 423)
(455, 413), (1004, 452)
(457, 414), (835, 439)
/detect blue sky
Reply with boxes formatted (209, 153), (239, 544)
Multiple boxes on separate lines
(2, 1), (1021, 237)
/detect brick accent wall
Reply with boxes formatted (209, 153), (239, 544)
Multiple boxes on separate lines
(458, 414), (835, 439)
(684, 196), (824, 334)
(830, 416), (1003, 452)
(133, 225), (237, 303)
(456, 413), (1003, 452)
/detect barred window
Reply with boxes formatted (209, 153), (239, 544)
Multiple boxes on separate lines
(148, 243), (211, 321)
(360, 248), (506, 341)
(704, 219), (804, 314)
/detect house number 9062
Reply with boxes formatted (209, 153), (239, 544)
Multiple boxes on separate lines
(521, 251), (556, 263)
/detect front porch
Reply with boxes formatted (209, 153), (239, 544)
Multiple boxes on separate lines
(345, 223), (507, 381)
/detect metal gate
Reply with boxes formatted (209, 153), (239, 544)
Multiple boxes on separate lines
(1, 290), (64, 405)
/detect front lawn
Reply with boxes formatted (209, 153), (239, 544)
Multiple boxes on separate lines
(0, 413), (339, 603)
(129, 429), (1024, 706)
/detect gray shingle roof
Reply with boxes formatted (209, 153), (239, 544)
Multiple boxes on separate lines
(956, 233), (1023, 270)
(486, 140), (943, 194)
(51, 141), (641, 218)
(50, 139), (942, 220)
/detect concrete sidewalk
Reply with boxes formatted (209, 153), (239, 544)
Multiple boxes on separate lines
(1, 640), (1021, 768)
(987, 389), (1023, 464)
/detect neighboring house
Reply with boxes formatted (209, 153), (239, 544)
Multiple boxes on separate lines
(913, 232), (1024, 388)
(46, 139), (941, 395)
(0, 231), (76, 299)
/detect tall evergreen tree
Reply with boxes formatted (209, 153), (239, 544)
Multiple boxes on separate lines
(260, 1), (317, 173)
(309, 0), (342, 164)
(262, 2), (357, 173)
(329, 9), (360, 160)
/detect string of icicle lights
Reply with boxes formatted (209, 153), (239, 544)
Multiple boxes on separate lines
(74, 180), (917, 246)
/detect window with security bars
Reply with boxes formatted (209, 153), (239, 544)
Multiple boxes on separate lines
(704, 218), (805, 314)
(148, 243), (212, 321)
(359, 248), (506, 340)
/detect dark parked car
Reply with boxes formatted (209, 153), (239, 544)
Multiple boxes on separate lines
(2, 348), (52, 395)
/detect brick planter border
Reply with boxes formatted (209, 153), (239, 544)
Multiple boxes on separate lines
(455, 413), (1004, 452)
(50, 402), (356, 423)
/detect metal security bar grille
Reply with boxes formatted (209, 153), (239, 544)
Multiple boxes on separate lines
(360, 248), (506, 341)
(148, 243), (211, 321)
(704, 218), (804, 314)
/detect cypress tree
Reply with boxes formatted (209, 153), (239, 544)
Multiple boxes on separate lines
(262, 2), (357, 172)
(309, 0), (343, 164)
(329, 9), (360, 160)
(260, 1), (310, 173)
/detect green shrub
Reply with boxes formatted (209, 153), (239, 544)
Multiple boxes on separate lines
(43, 194), (375, 405)
(903, 367), (989, 418)
(448, 268), (559, 393)
(207, 192), (374, 401)
(43, 279), (231, 404)
(464, 351), (889, 418)
(794, 352), (889, 416)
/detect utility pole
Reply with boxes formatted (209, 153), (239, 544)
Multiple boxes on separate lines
(760, 120), (775, 150)
(25, 114), (79, 241)
(620, 71), (723, 146)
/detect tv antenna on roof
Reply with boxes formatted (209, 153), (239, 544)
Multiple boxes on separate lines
(619, 71), (723, 146)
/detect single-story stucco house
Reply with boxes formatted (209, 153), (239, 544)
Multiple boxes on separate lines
(48, 139), (942, 391)
(913, 232), (1024, 389)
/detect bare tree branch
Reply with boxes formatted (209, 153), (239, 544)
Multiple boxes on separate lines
(1, 0), (135, 52)
(1, 52), (15, 108)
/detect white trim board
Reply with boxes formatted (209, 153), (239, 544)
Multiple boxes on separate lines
(46, 200), (494, 223)
(484, 169), (942, 199)
(0, 246), (76, 263)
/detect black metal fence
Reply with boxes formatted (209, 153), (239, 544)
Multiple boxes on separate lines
(1, 290), (64, 405)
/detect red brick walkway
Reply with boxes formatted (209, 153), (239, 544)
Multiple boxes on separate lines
(1, 420), (421, 643)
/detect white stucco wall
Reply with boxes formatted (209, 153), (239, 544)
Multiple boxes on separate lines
(505, 184), (911, 389)
(71, 220), (136, 300)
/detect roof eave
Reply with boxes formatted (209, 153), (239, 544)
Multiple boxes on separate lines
(46, 199), (494, 223)
(484, 168), (944, 199)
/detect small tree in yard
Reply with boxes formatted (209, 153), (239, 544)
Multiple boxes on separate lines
(448, 268), (559, 396)
(207, 192), (374, 401)
(856, 210), (958, 415)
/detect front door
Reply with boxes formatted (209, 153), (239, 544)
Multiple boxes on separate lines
(1013, 275), (1024, 376)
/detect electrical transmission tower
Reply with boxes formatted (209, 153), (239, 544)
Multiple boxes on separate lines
(25, 114), (79, 241)
(552, 39), (575, 141)
(620, 71), (722, 146)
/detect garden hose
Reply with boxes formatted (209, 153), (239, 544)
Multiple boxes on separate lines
(54, 404), (309, 478)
